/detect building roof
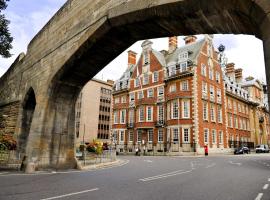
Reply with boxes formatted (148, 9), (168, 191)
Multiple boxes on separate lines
(165, 38), (205, 65)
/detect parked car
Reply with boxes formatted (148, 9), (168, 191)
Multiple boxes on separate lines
(255, 144), (270, 153)
(234, 146), (250, 154)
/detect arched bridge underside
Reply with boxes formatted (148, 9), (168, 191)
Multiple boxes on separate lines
(0, 0), (269, 169)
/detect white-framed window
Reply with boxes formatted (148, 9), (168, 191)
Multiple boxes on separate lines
(181, 80), (189, 91)
(228, 98), (232, 109)
(210, 104), (215, 122)
(173, 128), (179, 142)
(182, 100), (190, 118)
(158, 129), (164, 143)
(138, 91), (144, 99)
(234, 114), (238, 128)
(228, 113), (232, 127)
(158, 105), (164, 121)
(148, 129), (153, 143)
(135, 77), (140, 87)
(209, 68), (214, 80)
(170, 83), (176, 93)
(139, 106), (144, 122)
(129, 131), (134, 143)
(238, 103), (241, 113)
(219, 131), (223, 144)
(216, 71), (220, 83)
(137, 130), (142, 143)
(180, 62), (188, 72)
(129, 92), (135, 102)
(179, 52), (188, 61)
(217, 89), (222, 102)
(129, 109), (134, 123)
(119, 130), (125, 143)
(204, 129), (209, 144)
(120, 109), (126, 124)
(158, 86), (164, 96)
(146, 106), (153, 122)
(212, 129), (216, 144)
(121, 96), (126, 103)
(143, 74), (149, 85)
(203, 101), (208, 120)
(112, 130), (118, 143)
(239, 117), (243, 129)
(172, 100), (179, 119)
(210, 85), (215, 101)
(147, 88), (154, 98)
(115, 97), (120, 104)
(201, 63), (207, 76)
(233, 101), (237, 113)
(183, 128), (190, 143)
(153, 71), (159, 83)
(114, 111), (118, 124)
(217, 106), (222, 123)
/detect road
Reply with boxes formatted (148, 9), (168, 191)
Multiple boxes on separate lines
(0, 154), (270, 200)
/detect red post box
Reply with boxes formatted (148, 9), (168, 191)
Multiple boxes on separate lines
(204, 145), (208, 156)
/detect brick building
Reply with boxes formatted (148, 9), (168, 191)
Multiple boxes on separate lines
(112, 35), (230, 155)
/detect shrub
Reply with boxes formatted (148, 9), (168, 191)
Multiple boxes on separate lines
(0, 133), (17, 150)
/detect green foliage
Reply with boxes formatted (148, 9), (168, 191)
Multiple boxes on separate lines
(0, 133), (16, 150)
(0, 0), (12, 58)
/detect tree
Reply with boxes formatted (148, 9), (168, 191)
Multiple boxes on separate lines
(0, 0), (12, 58)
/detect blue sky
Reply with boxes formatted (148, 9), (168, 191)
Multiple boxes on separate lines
(0, 0), (266, 83)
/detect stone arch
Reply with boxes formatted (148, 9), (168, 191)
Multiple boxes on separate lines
(19, 87), (36, 156)
(28, 0), (270, 168)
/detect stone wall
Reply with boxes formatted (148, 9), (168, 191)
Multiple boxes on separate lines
(0, 101), (20, 135)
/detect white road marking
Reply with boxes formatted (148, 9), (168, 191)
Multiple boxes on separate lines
(255, 193), (263, 200)
(206, 163), (216, 168)
(144, 160), (153, 163)
(263, 184), (269, 190)
(268, 178), (270, 182)
(229, 161), (242, 166)
(40, 188), (99, 200)
(140, 170), (192, 182)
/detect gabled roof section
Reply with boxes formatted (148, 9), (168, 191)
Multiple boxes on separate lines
(165, 38), (205, 65)
(152, 49), (166, 67)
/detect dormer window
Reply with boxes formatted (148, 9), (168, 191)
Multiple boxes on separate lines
(180, 62), (187, 72)
(179, 52), (188, 62)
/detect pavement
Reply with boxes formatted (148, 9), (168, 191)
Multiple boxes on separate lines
(0, 154), (270, 200)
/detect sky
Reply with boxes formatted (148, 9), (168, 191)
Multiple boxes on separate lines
(0, 0), (266, 83)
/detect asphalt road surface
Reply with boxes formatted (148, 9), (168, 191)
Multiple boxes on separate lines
(1, 154), (270, 200)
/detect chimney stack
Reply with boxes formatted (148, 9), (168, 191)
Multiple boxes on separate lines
(184, 35), (197, 45)
(226, 63), (235, 81)
(168, 36), (178, 53)
(128, 50), (137, 68)
(235, 68), (243, 83)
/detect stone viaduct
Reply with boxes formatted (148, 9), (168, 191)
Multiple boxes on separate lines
(0, 0), (269, 169)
